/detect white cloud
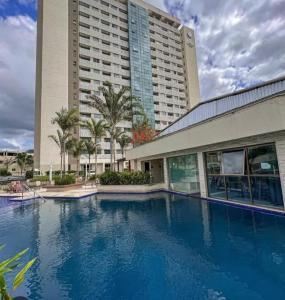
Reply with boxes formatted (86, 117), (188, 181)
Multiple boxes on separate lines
(0, 15), (36, 150)
(148, 0), (285, 100)
(0, 0), (284, 149)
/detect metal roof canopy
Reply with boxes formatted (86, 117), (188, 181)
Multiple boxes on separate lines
(158, 75), (285, 138)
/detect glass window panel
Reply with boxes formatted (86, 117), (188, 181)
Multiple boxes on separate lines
(222, 150), (244, 174)
(251, 176), (283, 207)
(207, 176), (227, 199)
(248, 144), (279, 175)
(168, 154), (200, 194)
(206, 152), (221, 174)
(226, 176), (250, 202)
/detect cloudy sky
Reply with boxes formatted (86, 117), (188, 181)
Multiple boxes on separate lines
(0, 0), (284, 150)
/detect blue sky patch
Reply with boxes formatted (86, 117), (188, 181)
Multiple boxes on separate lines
(0, 0), (37, 20)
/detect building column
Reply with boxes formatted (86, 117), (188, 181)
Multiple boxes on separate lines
(197, 152), (207, 197)
(276, 139), (285, 209)
(163, 157), (169, 188)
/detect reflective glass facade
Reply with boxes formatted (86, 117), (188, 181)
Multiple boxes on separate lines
(168, 154), (200, 194)
(206, 143), (283, 208)
(128, 1), (155, 127)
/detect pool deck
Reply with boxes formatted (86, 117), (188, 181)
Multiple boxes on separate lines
(0, 183), (167, 201)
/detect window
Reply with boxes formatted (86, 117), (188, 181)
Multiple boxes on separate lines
(248, 144), (279, 175)
(205, 143), (283, 207)
(168, 154), (200, 194)
(222, 150), (244, 174)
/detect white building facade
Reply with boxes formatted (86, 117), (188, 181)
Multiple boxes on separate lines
(34, 0), (200, 173)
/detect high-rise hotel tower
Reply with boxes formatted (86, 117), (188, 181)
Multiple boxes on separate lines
(34, 0), (200, 172)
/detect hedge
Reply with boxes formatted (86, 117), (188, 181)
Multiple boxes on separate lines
(54, 175), (76, 186)
(30, 176), (49, 182)
(0, 169), (12, 176)
(99, 171), (151, 185)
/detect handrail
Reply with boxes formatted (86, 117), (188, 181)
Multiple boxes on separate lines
(21, 182), (46, 203)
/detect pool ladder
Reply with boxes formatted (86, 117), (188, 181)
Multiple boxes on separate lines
(21, 183), (47, 203)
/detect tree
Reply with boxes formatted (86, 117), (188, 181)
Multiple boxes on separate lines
(112, 127), (124, 165)
(117, 134), (132, 157)
(69, 139), (86, 176)
(132, 117), (156, 146)
(81, 119), (107, 174)
(51, 108), (79, 173)
(88, 81), (143, 171)
(16, 153), (33, 175)
(49, 130), (71, 177)
(84, 139), (96, 175)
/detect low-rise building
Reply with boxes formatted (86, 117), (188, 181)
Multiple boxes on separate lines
(126, 76), (285, 211)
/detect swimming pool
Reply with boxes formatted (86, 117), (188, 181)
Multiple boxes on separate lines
(1, 192), (285, 299)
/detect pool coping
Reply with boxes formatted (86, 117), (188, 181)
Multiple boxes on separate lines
(2, 189), (285, 217)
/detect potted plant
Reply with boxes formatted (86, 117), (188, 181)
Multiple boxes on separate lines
(0, 245), (36, 300)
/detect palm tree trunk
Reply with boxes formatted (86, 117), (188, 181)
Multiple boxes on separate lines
(77, 158), (79, 177)
(60, 151), (63, 178)
(113, 141), (116, 172)
(63, 145), (65, 175)
(88, 154), (91, 177)
(95, 146), (98, 175)
(110, 135), (114, 171)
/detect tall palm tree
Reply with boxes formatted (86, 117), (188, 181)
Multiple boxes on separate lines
(70, 139), (86, 176)
(16, 153), (33, 175)
(81, 118), (107, 174)
(117, 134), (132, 157)
(88, 81), (143, 170)
(51, 108), (79, 173)
(112, 127), (124, 166)
(49, 130), (71, 177)
(84, 139), (96, 175)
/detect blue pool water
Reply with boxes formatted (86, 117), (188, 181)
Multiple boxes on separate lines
(1, 192), (285, 300)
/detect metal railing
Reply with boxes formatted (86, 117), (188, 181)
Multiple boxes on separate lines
(21, 183), (46, 203)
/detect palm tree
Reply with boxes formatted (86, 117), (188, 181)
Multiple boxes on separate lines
(84, 139), (96, 175)
(70, 139), (86, 176)
(49, 130), (71, 177)
(117, 134), (132, 157)
(112, 127), (124, 166)
(51, 108), (79, 173)
(81, 118), (107, 174)
(88, 81), (143, 170)
(16, 153), (33, 175)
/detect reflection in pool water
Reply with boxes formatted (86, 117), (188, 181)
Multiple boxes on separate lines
(1, 192), (285, 300)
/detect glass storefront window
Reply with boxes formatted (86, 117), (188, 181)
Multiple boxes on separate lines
(208, 176), (227, 199)
(206, 152), (222, 174)
(222, 150), (244, 175)
(205, 143), (283, 209)
(168, 154), (200, 194)
(251, 177), (283, 207)
(248, 144), (279, 175)
(226, 176), (250, 202)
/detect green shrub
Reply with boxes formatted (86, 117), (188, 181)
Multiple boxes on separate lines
(25, 170), (34, 179)
(30, 175), (49, 182)
(54, 175), (76, 186)
(99, 171), (151, 185)
(89, 174), (98, 181)
(0, 168), (12, 176)
(45, 170), (62, 176)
